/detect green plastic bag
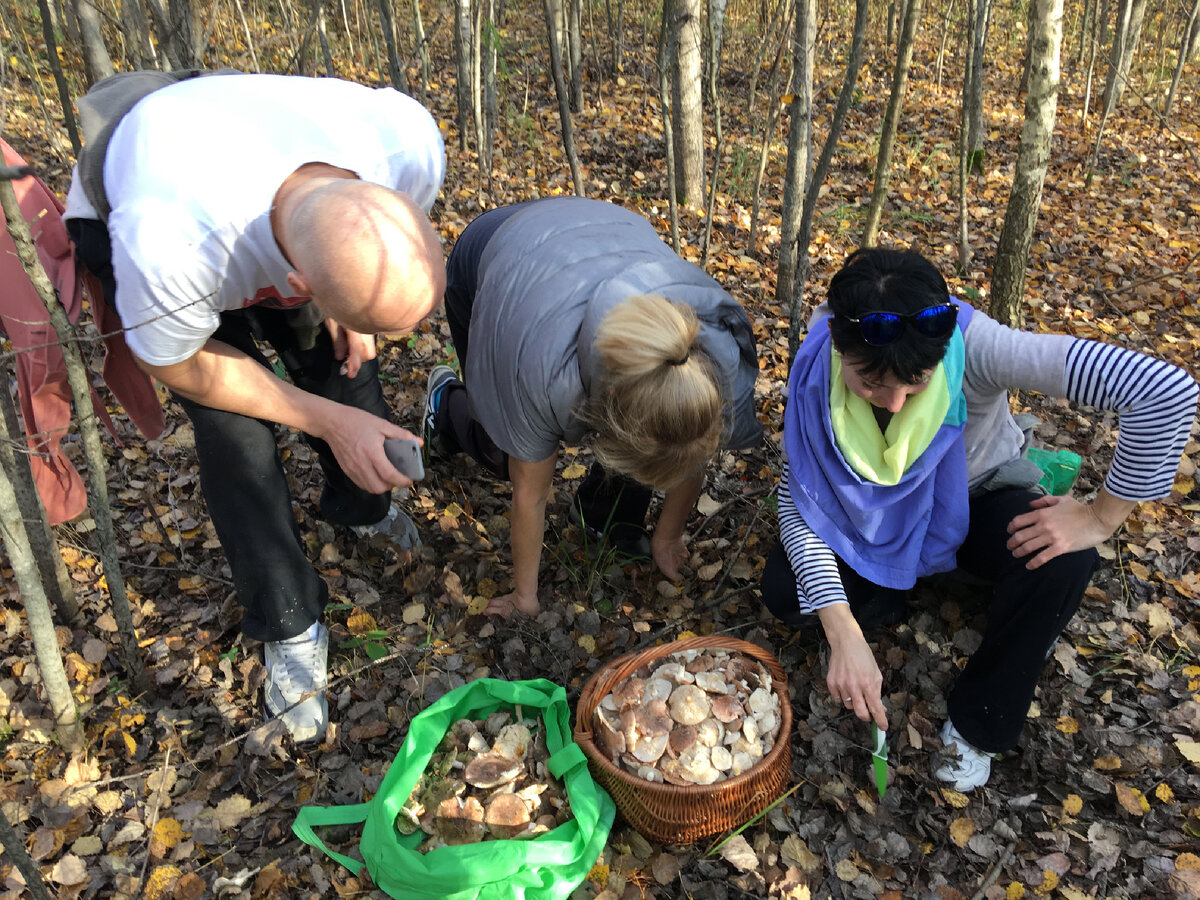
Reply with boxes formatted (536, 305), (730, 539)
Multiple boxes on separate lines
(292, 678), (615, 900)
(1026, 447), (1082, 496)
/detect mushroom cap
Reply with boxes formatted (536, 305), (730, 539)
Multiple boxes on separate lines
(711, 745), (733, 771)
(668, 724), (698, 757)
(668, 684), (712, 726)
(730, 751), (755, 776)
(484, 793), (531, 839)
(685, 653), (715, 674)
(612, 676), (646, 708)
(659, 758), (692, 786)
(695, 718), (724, 747)
(631, 731), (670, 764)
(643, 678), (674, 703)
(464, 752), (521, 789)
(747, 687), (775, 717)
(493, 723), (532, 761)
(484, 710), (512, 736)
(652, 662), (695, 684)
(594, 709), (626, 762)
(435, 796), (487, 844)
(709, 695), (744, 723)
(694, 671), (730, 694)
(467, 731), (491, 754)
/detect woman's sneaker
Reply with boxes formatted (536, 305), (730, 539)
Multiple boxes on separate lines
(934, 719), (998, 791)
(263, 622), (329, 743)
(422, 365), (460, 455)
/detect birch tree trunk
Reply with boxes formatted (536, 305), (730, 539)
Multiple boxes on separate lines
(965, 0), (991, 174)
(454, 0), (472, 150)
(862, 0), (925, 246)
(671, 0), (705, 204)
(990, 0), (1063, 327)
(71, 0), (115, 85)
(568, 0), (583, 111)
(1103, 0), (1148, 107)
(788, 0), (869, 356)
(775, 0), (815, 306)
(411, 0), (429, 105)
(657, 0), (680, 251)
(543, 0), (585, 195)
(1164, 0), (1200, 120)
(377, 0), (408, 93)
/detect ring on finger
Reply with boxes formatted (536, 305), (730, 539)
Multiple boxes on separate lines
(843, 696), (853, 704)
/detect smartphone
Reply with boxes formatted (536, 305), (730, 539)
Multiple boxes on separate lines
(384, 438), (425, 481)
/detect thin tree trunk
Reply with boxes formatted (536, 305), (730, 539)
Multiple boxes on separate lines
(1081, 0), (1101, 126)
(568, 0), (583, 111)
(671, 0), (705, 204)
(706, 0), (728, 106)
(788, 0), (869, 356)
(776, 0), (815, 307)
(1164, 0), (1200, 120)
(481, 0), (497, 181)
(990, 0), (1063, 327)
(339, 0), (355, 59)
(935, 0), (957, 90)
(37, 0), (81, 155)
(233, 0), (261, 70)
(71, 0), (116, 85)
(377, 0), (408, 92)
(957, 0), (974, 271)
(747, 0), (789, 129)
(543, 0), (585, 195)
(0, 808), (54, 900)
(453, 0), (472, 150)
(0, 177), (149, 696)
(862, 0), (925, 246)
(658, 0), (681, 251)
(169, 0), (198, 67)
(122, 0), (159, 69)
(965, 0), (990, 174)
(0, 381), (78, 625)
(749, 45), (792, 257)
(412, 0), (429, 105)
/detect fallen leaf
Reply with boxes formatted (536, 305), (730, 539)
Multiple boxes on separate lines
(1063, 794), (1083, 815)
(1056, 716), (1079, 734)
(949, 817), (974, 847)
(1114, 782), (1149, 816)
(561, 463), (587, 479)
(402, 602), (426, 624)
(651, 851), (681, 884)
(940, 787), (970, 808)
(1178, 853), (1200, 871)
(719, 834), (758, 872)
(1176, 740), (1200, 767)
(781, 834), (820, 871)
(49, 853), (88, 885)
(834, 858), (859, 881)
(213, 794), (253, 830)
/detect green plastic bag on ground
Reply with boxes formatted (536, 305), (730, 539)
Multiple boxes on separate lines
(292, 678), (615, 900)
(1026, 447), (1083, 496)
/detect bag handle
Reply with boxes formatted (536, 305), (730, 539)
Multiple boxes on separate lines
(292, 802), (371, 874)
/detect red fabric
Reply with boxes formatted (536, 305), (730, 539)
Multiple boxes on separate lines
(0, 140), (163, 524)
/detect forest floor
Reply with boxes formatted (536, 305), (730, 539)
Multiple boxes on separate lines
(0, 5), (1199, 899)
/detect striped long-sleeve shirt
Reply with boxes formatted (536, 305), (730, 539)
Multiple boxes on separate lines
(778, 307), (1198, 615)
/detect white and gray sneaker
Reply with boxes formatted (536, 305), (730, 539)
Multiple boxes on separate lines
(934, 719), (998, 791)
(263, 622), (329, 743)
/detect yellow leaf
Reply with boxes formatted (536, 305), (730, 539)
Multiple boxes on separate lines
(1006, 883), (1026, 899)
(834, 859), (859, 881)
(561, 463), (587, 479)
(676, 630), (697, 640)
(1063, 793), (1083, 815)
(143, 866), (182, 900)
(578, 635), (596, 654)
(940, 787), (970, 808)
(1176, 740), (1200, 767)
(1034, 869), (1059, 894)
(444, 501), (463, 518)
(476, 578), (498, 599)
(1178, 853), (1200, 871)
(1093, 754), (1122, 770)
(1183, 666), (1200, 678)
(150, 818), (186, 857)
(466, 595), (489, 615)
(1155, 783), (1174, 803)
(1114, 782), (1149, 815)
(949, 817), (975, 847)
(347, 610), (377, 634)
(1128, 560), (1151, 581)
(1056, 716), (1079, 734)
(120, 731), (137, 759)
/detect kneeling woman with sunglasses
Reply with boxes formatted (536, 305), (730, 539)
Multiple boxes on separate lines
(761, 246), (1197, 790)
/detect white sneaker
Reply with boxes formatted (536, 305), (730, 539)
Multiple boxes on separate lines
(352, 502), (422, 551)
(263, 622), (329, 743)
(934, 719), (997, 791)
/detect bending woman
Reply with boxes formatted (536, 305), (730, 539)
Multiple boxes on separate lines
(762, 247), (1197, 790)
(423, 197), (761, 617)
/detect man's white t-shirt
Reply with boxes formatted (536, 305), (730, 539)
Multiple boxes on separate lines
(71, 74), (446, 366)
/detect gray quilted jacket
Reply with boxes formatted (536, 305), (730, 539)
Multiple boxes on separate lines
(466, 196), (762, 461)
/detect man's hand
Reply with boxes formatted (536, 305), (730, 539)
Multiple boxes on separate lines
(650, 531), (688, 579)
(1006, 489), (1135, 570)
(319, 406), (420, 494)
(819, 603), (888, 729)
(325, 319), (377, 379)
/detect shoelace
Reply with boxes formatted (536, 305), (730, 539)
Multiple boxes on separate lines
(272, 636), (325, 693)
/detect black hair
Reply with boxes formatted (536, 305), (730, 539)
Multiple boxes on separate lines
(826, 247), (954, 384)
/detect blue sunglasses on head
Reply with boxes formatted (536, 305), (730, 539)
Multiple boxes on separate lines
(841, 303), (958, 346)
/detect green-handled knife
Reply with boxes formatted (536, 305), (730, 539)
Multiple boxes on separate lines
(870, 724), (888, 798)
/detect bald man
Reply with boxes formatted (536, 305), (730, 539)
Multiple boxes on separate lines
(65, 74), (446, 742)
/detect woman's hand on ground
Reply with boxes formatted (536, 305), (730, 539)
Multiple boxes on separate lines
(818, 603), (888, 730)
(1006, 491), (1134, 570)
(650, 531), (688, 579)
(485, 590), (540, 617)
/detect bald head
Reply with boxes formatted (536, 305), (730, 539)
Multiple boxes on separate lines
(283, 179), (444, 334)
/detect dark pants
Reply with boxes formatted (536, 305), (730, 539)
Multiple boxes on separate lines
(761, 487), (1098, 753)
(435, 205), (653, 532)
(70, 218), (391, 642)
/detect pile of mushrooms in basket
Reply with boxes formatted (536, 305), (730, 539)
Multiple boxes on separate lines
(591, 646), (783, 785)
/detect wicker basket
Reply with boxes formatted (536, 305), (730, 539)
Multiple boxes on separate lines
(574, 636), (792, 844)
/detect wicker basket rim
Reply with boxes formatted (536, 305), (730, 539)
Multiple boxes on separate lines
(574, 636), (792, 799)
